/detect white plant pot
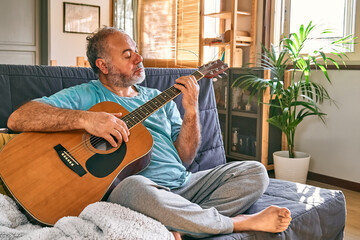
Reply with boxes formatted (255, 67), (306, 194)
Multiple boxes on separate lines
(273, 151), (311, 184)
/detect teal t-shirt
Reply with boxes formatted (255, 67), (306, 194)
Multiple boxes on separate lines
(35, 80), (191, 189)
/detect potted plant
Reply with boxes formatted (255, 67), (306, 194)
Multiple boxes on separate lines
(232, 22), (355, 183)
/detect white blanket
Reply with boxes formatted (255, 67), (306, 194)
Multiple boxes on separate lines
(0, 194), (173, 240)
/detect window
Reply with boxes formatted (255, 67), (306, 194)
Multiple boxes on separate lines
(202, 0), (221, 64)
(113, 0), (137, 40)
(284, 0), (356, 52)
(138, 0), (200, 68)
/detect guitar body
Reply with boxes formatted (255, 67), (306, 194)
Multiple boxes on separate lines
(0, 101), (153, 226)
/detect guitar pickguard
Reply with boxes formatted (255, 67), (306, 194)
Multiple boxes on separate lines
(85, 141), (127, 178)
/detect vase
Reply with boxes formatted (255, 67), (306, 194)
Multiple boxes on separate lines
(273, 151), (310, 184)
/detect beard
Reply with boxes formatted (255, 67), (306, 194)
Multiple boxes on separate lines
(106, 62), (145, 88)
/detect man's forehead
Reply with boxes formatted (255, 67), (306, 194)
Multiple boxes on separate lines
(108, 32), (136, 52)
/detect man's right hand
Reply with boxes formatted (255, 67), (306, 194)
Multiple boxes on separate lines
(83, 111), (130, 148)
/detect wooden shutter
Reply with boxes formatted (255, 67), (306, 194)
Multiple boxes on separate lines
(138, 0), (199, 68)
(176, 0), (200, 67)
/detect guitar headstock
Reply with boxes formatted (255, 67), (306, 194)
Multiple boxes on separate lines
(198, 59), (228, 79)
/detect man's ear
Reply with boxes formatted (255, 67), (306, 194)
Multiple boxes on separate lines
(95, 58), (108, 74)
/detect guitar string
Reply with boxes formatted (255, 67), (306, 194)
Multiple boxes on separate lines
(60, 69), (210, 159)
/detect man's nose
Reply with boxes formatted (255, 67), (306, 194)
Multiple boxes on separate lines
(134, 52), (143, 64)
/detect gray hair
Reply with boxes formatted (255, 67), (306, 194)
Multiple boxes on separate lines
(86, 26), (125, 74)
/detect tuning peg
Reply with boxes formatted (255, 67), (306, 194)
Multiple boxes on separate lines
(209, 71), (214, 75)
(217, 73), (227, 79)
(221, 72), (228, 76)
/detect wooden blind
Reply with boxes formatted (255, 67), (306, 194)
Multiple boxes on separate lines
(138, 0), (200, 68)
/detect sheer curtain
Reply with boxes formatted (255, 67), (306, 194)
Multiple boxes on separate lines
(113, 0), (138, 42)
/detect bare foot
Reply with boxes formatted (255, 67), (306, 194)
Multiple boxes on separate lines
(232, 205), (291, 233)
(171, 231), (182, 240)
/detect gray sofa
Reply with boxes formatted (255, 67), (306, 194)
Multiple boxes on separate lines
(0, 64), (346, 239)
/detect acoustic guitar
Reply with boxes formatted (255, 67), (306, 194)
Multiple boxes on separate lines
(0, 60), (228, 226)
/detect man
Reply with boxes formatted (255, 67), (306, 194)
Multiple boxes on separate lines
(8, 27), (291, 239)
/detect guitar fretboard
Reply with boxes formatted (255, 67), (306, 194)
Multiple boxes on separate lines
(122, 70), (204, 129)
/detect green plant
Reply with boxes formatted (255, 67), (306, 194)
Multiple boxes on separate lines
(232, 22), (355, 158)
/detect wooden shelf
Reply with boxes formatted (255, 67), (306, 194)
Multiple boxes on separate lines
(204, 11), (251, 19)
(231, 111), (258, 118)
(204, 11), (231, 19)
(203, 41), (229, 47)
(236, 42), (251, 47)
(236, 11), (251, 16)
(227, 152), (257, 160)
(199, 0), (257, 67)
(203, 40), (251, 47)
(218, 109), (227, 114)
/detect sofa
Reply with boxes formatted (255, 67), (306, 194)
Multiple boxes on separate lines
(0, 64), (346, 240)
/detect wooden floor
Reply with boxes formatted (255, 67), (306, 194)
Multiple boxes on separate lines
(307, 180), (360, 240)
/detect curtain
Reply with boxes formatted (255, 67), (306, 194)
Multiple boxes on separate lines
(113, 0), (138, 42)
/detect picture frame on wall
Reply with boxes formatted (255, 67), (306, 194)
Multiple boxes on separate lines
(63, 2), (100, 34)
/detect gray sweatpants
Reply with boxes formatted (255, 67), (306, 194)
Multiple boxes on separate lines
(108, 161), (269, 238)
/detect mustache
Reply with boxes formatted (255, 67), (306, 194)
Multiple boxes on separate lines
(135, 63), (144, 71)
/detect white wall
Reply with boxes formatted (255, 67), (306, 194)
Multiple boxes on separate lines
(48, 0), (110, 66)
(295, 70), (360, 183)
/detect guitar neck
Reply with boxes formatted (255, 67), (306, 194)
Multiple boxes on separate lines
(122, 70), (205, 129)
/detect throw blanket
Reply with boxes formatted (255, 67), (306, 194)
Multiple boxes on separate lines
(0, 194), (173, 240)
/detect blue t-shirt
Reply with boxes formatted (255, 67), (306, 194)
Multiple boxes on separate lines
(35, 80), (191, 189)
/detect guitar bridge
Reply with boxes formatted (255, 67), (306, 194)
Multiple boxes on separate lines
(54, 144), (87, 177)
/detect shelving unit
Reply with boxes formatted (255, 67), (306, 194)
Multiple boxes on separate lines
(199, 0), (257, 67)
(213, 68), (283, 169)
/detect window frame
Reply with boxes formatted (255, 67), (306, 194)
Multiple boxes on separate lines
(267, 0), (360, 65)
(282, 0), (357, 53)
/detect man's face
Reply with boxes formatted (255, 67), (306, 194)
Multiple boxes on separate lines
(103, 32), (145, 88)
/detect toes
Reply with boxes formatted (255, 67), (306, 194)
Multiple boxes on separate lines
(276, 223), (290, 232)
(279, 207), (291, 218)
(280, 217), (292, 223)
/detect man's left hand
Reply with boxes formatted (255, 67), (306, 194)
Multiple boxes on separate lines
(174, 76), (199, 114)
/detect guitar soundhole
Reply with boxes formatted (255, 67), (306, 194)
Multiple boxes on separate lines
(89, 136), (117, 151)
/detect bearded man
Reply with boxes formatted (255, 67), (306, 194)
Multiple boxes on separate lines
(8, 27), (291, 239)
